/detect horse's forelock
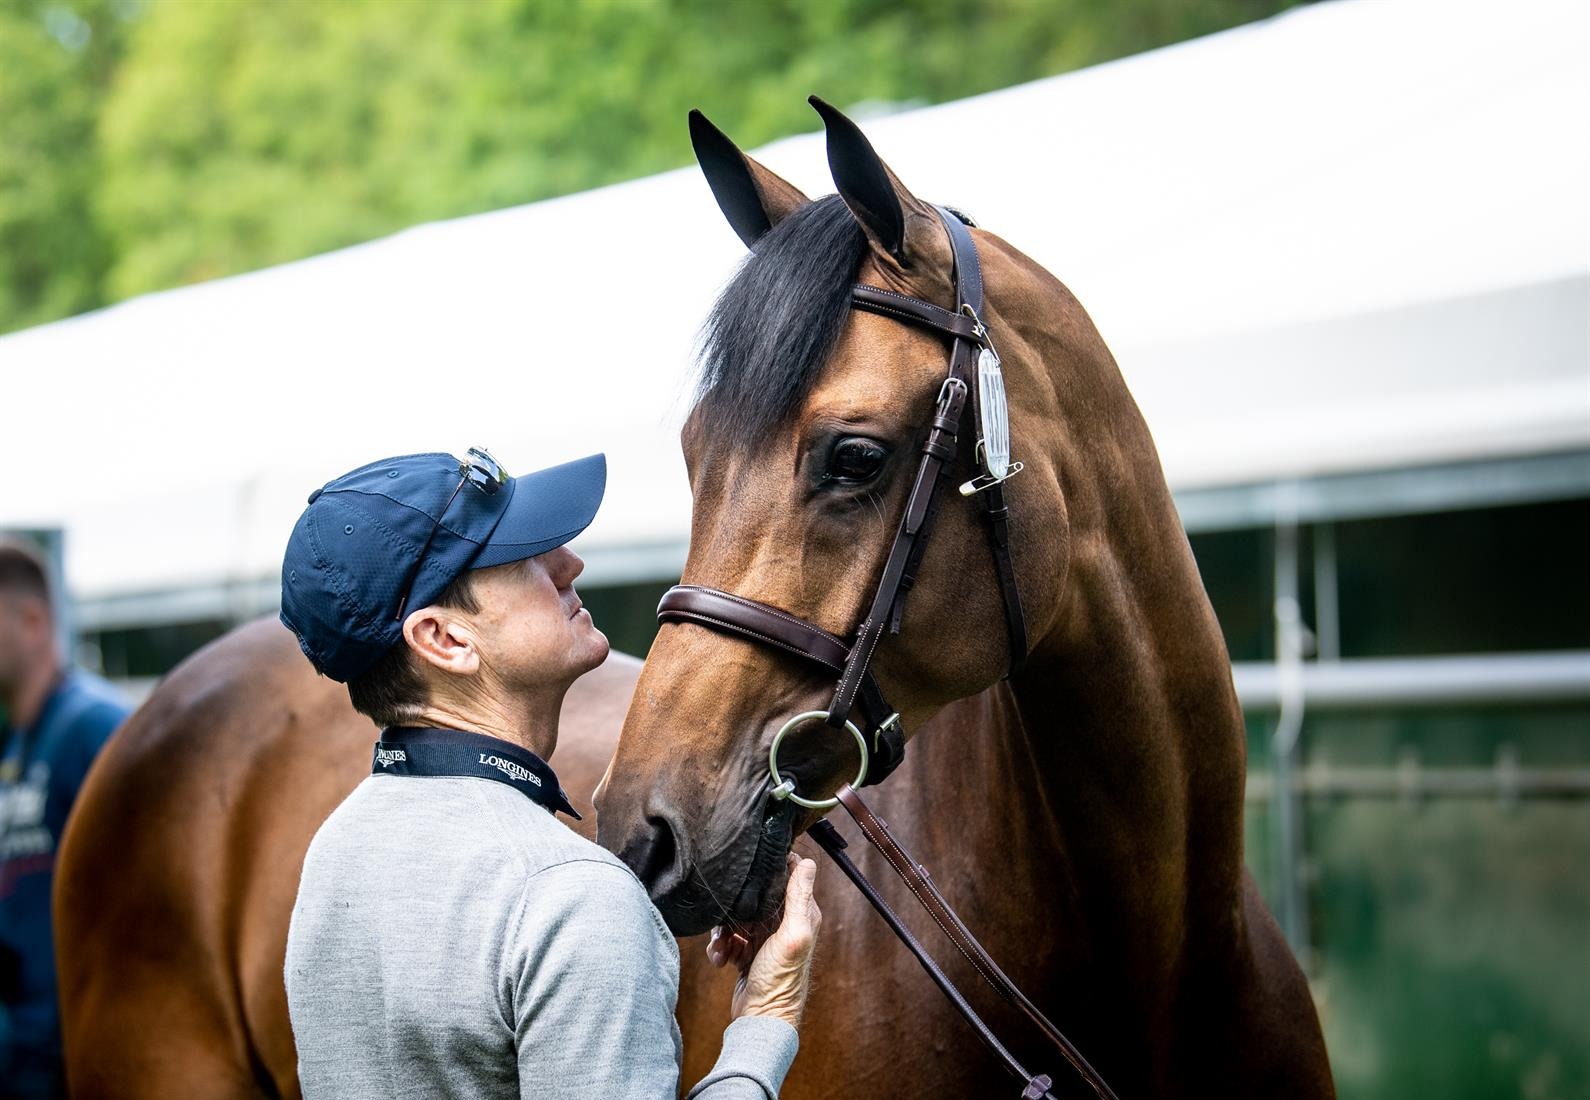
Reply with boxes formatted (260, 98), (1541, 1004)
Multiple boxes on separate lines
(693, 196), (869, 451)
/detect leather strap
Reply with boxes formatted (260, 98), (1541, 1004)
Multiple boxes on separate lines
(939, 205), (984, 317)
(982, 490), (1028, 672)
(656, 585), (908, 785)
(833, 786), (1119, 1100)
(825, 372), (966, 729)
(807, 819), (1057, 1100)
(851, 284), (986, 344)
(659, 586), (850, 672)
(888, 452), (952, 635)
(939, 207), (1028, 675)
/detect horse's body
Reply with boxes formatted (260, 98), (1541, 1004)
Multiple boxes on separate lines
(58, 619), (1313, 1099)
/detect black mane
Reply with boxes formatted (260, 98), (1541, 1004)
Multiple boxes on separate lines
(693, 196), (868, 449)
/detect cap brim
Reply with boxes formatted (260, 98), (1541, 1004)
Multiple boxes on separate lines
(471, 453), (607, 569)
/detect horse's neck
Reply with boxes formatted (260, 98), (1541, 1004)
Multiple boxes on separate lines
(898, 467), (1246, 989)
(880, 521), (1245, 1050)
(1016, 460), (1249, 968)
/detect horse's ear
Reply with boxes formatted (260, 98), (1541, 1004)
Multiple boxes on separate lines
(810, 95), (937, 266)
(689, 109), (809, 250)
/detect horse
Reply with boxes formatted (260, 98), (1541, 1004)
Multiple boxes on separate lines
(52, 620), (672, 1097)
(593, 100), (1336, 1097)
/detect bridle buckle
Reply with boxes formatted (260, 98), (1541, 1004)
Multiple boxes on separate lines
(873, 711), (902, 753)
(937, 375), (969, 407)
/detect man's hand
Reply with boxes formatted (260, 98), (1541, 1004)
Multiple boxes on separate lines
(704, 853), (821, 1030)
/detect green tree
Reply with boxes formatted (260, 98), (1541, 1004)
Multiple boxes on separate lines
(1, 0), (1296, 333)
(0, 0), (133, 330)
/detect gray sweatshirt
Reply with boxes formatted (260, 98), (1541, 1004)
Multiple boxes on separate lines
(285, 774), (797, 1099)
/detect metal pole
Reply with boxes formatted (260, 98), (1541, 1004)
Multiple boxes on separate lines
(1271, 486), (1311, 969)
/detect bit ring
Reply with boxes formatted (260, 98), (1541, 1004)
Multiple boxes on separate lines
(768, 710), (869, 810)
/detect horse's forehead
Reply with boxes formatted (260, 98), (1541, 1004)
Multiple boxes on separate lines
(800, 312), (945, 422)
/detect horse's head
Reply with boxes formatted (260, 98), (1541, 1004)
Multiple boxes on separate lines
(597, 100), (1086, 935)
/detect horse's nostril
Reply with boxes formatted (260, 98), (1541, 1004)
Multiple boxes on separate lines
(622, 814), (681, 895)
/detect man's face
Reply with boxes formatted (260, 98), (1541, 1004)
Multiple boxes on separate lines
(464, 546), (610, 692)
(0, 593), (49, 696)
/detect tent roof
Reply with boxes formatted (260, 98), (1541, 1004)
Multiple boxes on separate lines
(2, 0), (1585, 602)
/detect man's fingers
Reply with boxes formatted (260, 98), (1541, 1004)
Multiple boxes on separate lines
(714, 858), (817, 973)
(780, 857), (817, 930)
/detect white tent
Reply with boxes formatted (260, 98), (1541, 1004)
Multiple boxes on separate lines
(1, 0), (1585, 623)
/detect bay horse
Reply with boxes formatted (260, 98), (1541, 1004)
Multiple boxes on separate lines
(594, 101), (1335, 1097)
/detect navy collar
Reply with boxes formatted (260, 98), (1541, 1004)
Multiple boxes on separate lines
(372, 726), (581, 820)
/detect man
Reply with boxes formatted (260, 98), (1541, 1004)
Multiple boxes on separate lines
(280, 448), (818, 1099)
(0, 539), (128, 1099)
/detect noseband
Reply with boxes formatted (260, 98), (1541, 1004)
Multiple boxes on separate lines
(658, 205), (1028, 794)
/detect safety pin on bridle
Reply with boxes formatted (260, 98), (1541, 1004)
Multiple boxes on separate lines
(959, 447), (1025, 497)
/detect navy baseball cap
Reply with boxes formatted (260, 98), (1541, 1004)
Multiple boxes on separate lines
(281, 449), (606, 682)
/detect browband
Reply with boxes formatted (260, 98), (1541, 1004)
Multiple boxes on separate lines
(851, 285), (985, 344)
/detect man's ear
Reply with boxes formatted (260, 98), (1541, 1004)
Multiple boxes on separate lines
(690, 109), (810, 249)
(809, 95), (943, 268)
(402, 606), (481, 678)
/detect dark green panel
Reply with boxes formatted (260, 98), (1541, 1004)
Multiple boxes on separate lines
(1306, 795), (1590, 1099)
(1188, 527), (1275, 662)
(1243, 705), (1590, 1100)
(1333, 499), (1590, 658)
(87, 618), (231, 679)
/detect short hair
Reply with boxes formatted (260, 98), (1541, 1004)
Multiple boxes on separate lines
(0, 538), (51, 610)
(346, 571), (480, 728)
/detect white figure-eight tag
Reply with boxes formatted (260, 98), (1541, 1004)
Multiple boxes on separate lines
(976, 346), (1012, 479)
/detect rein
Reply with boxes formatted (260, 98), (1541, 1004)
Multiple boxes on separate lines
(657, 208), (1117, 1100)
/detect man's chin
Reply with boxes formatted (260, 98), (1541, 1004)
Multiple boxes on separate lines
(581, 626), (611, 668)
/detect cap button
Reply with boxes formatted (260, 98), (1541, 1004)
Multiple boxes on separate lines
(307, 488), (324, 504)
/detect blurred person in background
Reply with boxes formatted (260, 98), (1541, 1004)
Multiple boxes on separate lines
(0, 539), (128, 1099)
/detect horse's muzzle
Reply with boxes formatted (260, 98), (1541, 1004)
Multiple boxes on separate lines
(605, 790), (796, 937)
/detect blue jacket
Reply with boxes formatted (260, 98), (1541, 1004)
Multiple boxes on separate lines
(0, 670), (127, 1100)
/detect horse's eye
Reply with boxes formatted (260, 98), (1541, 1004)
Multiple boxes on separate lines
(829, 438), (888, 484)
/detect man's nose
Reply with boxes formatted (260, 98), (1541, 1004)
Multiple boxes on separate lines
(555, 546), (585, 587)
(540, 545), (583, 589)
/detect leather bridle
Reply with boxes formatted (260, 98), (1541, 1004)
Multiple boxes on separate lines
(658, 205), (1026, 789)
(656, 207), (1118, 1100)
